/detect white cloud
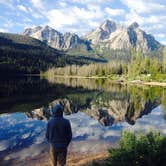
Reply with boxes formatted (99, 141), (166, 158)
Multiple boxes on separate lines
(122, 0), (166, 41)
(124, 10), (145, 26)
(121, 0), (166, 14)
(31, 0), (44, 10)
(105, 7), (125, 16)
(156, 34), (165, 38)
(5, 144), (47, 160)
(23, 17), (32, 22)
(46, 9), (77, 29)
(124, 10), (166, 27)
(46, 5), (104, 32)
(143, 24), (164, 31)
(69, 0), (108, 4)
(0, 0), (13, 6)
(43, 0), (166, 38)
(0, 28), (8, 32)
(147, 15), (166, 24)
(17, 5), (28, 13)
(160, 40), (166, 45)
(0, 140), (10, 151)
(73, 6), (103, 20)
(0, 105), (166, 163)
(44, 0), (111, 33)
(31, 12), (43, 19)
(87, 20), (100, 27)
(21, 133), (31, 139)
(58, 1), (67, 7)
(27, 7), (43, 19)
(3, 20), (13, 29)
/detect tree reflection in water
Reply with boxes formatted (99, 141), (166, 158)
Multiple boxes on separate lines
(0, 76), (163, 126)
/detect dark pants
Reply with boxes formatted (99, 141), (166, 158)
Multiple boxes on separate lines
(50, 145), (67, 166)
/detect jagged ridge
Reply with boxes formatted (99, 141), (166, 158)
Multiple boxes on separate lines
(23, 20), (162, 52)
(84, 20), (161, 52)
(23, 25), (87, 50)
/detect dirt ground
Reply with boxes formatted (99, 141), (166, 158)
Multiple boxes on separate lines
(1, 149), (108, 166)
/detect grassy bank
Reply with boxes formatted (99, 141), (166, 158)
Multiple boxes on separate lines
(89, 131), (166, 166)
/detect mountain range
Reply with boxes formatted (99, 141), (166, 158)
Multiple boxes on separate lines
(23, 25), (88, 50)
(0, 20), (164, 75)
(23, 20), (162, 52)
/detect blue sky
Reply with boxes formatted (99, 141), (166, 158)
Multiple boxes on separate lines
(0, 0), (165, 44)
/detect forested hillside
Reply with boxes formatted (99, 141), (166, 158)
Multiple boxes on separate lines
(0, 33), (104, 75)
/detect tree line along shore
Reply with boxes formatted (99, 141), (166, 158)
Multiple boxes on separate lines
(43, 48), (166, 84)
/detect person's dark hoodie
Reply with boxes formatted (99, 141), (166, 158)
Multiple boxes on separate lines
(46, 104), (72, 148)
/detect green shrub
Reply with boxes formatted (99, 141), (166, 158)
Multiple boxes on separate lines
(106, 131), (166, 166)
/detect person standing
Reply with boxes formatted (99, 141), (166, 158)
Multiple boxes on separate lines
(46, 104), (72, 166)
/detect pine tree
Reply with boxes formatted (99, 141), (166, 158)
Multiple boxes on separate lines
(163, 47), (166, 73)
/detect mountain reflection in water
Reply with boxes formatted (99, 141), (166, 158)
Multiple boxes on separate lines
(24, 76), (165, 126)
(26, 96), (158, 126)
(0, 76), (166, 165)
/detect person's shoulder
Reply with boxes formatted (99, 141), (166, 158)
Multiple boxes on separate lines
(63, 118), (71, 124)
(47, 117), (55, 124)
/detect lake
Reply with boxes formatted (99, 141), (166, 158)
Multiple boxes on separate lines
(0, 76), (166, 165)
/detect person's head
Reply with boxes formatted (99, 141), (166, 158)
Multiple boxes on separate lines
(52, 104), (63, 117)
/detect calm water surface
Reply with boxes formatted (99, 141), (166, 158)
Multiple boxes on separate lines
(0, 76), (166, 164)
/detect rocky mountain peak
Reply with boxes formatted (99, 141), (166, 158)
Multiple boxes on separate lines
(100, 19), (117, 33)
(23, 26), (42, 36)
(32, 26), (42, 31)
(44, 25), (51, 29)
(129, 22), (139, 29)
(42, 25), (56, 32)
(64, 32), (74, 36)
(84, 20), (161, 51)
(23, 26), (86, 49)
(41, 25), (61, 35)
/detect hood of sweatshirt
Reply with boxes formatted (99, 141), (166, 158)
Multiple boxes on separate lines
(52, 104), (63, 118)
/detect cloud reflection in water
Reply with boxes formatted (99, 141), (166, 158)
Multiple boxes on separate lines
(0, 105), (165, 157)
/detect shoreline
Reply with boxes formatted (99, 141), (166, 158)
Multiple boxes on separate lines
(24, 151), (108, 166)
(43, 74), (166, 87)
(1, 145), (109, 166)
(129, 80), (166, 87)
(2, 74), (166, 87)
(1, 140), (113, 166)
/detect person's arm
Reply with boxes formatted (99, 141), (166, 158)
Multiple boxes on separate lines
(67, 121), (72, 145)
(46, 122), (49, 142)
